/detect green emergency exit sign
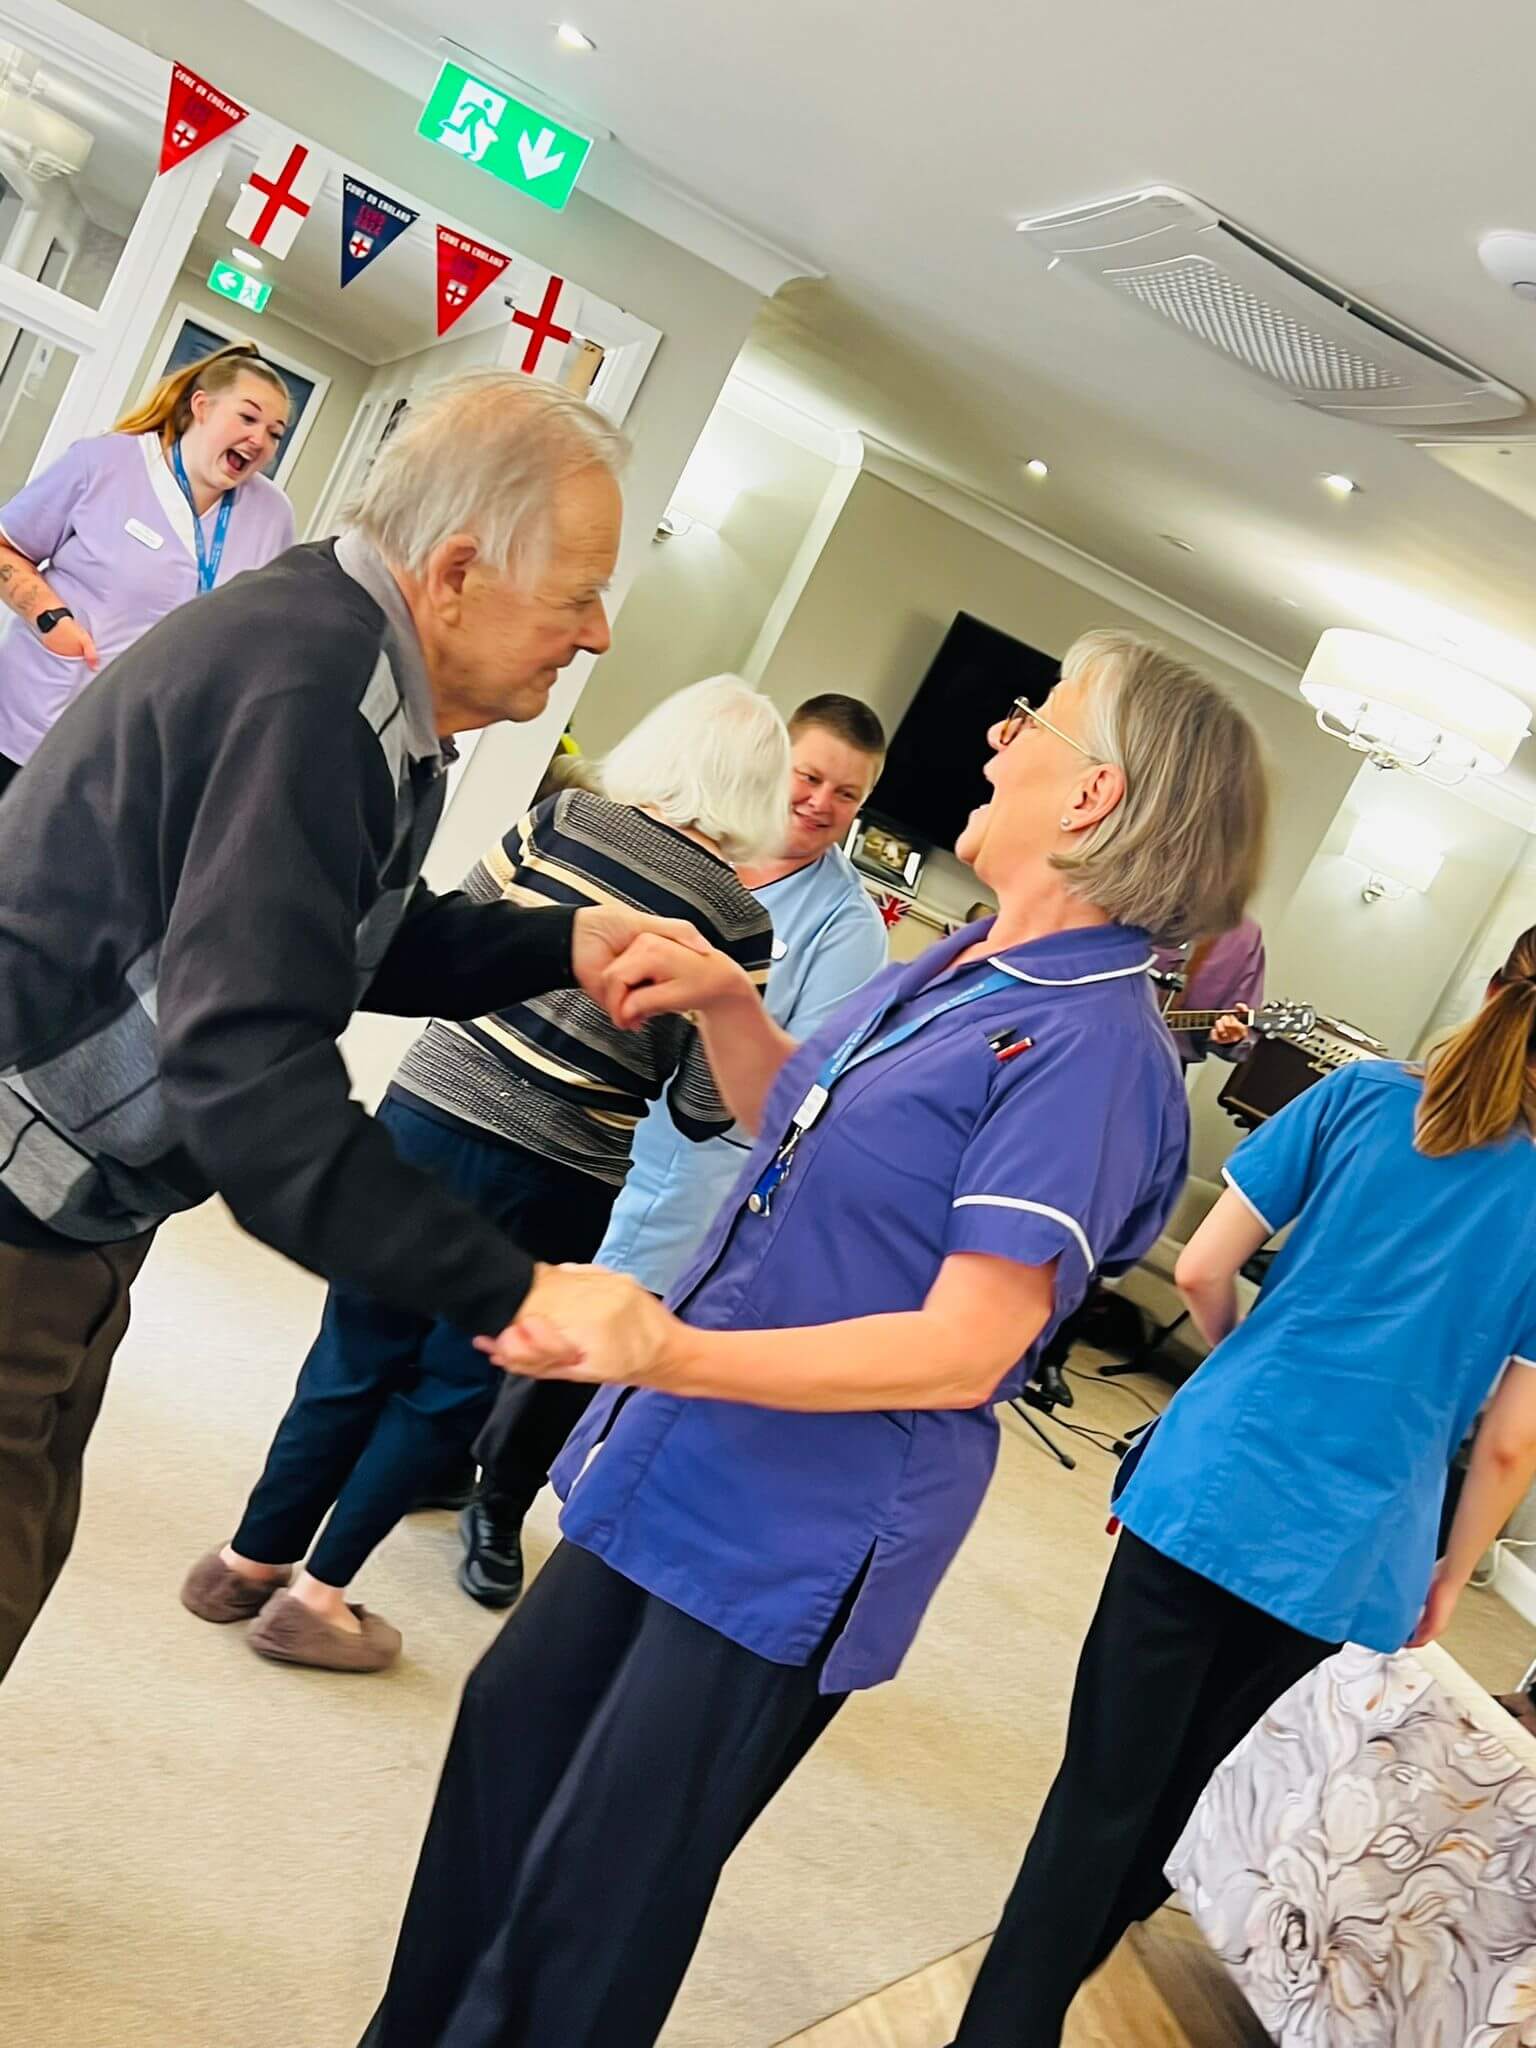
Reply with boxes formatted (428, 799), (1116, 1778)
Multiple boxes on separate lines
(207, 261), (271, 314)
(417, 61), (592, 213)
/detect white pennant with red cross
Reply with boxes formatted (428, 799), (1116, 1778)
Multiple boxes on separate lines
(226, 134), (329, 259)
(508, 273), (584, 378)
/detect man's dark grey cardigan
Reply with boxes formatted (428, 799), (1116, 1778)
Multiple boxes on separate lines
(0, 529), (575, 1335)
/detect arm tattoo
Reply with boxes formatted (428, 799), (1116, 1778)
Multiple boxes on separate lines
(0, 551), (54, 623)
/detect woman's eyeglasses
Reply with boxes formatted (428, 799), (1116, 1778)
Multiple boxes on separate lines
(998, 698), (1098, 760)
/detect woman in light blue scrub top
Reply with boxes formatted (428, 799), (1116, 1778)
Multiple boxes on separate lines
(361, 633), (1270, 2048)
(951, 920), (1536, 2048)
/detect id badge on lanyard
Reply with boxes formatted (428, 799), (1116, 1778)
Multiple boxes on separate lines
(746, 966), (1019, 1217)
(171, 441), (235, 596)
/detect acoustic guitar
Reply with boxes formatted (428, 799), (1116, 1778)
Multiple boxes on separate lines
(1161, 997), (1316, 1042)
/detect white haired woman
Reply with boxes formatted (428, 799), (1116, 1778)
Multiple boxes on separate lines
(183, 676), (789, 1672)
(359, 633), (1270, 2045)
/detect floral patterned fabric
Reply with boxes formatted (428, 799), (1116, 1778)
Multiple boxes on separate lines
(1169, 1644), (1536, 2046)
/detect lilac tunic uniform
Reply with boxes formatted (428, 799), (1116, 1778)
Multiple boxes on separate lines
(0, 432), (295, 764)
(552, 919), (1190, 1693)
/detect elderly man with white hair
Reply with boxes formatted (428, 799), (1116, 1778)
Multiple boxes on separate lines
(0, 369), (689, 1685)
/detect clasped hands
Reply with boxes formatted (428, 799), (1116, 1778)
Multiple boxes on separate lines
(476, 1261), (681, 1387)
(482, 910), (749, 1382)
(571, 903), (755, 1031)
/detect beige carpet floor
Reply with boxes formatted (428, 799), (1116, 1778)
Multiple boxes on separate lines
(1, 1202), (1526, 2048)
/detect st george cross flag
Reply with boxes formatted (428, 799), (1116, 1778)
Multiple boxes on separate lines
(436, 225), (509, 336)
(159, 63), (247, 176)
(508, 273), (584, 378)
(340, 177), (417, 288)
(226, 135), (328, 259)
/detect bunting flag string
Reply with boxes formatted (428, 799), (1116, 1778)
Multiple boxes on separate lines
(436, 225), (510, 335)
(159, 63), (247, 175)
(340, 177), (418, 287)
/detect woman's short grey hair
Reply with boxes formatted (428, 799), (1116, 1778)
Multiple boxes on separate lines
(1057, 630), (1269, 944)
(602, 677), (792, 865)
(349, 369), (628, 581)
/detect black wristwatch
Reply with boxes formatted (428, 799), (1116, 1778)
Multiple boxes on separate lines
(35, 606), (73, 637)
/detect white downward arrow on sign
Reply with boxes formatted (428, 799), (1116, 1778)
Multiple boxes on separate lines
(517, 127), (566, 180)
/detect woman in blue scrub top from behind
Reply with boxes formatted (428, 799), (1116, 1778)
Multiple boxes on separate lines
(360, 631), (1270, 2048)
(949, 921), (1536, 2048)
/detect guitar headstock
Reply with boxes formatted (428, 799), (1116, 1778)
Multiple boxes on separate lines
(1251, 999), (1316, 1041)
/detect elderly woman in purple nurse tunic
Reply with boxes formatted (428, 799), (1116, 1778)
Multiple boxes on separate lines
(0, 340), (294, 795)
(359, 630), (1270, 2048)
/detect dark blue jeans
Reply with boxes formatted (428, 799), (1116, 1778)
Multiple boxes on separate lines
(232, 1097), (615, 1588)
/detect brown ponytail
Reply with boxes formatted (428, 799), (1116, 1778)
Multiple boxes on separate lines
(1416, 924), (1536, 1158)
(113, 342), (289, 448)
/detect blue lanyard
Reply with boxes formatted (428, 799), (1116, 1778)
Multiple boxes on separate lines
(747, 964), (1019, 1217)
(170, 441), (235, 595)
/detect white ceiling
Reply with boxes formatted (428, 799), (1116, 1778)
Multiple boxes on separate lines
(250, 0), (1536, 811)
(117, 0), (1536, 814)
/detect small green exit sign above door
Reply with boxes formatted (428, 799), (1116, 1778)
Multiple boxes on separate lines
(417, 62), (592, 213)
(207, 261), (271, 313)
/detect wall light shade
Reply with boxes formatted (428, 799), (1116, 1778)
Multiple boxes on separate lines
(0, 91), (93, 179)
(1344, 817), (1444, 897)
(1300, 628), (1531, 785)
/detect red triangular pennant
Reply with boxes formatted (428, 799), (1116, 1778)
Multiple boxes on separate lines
(159, 62), (248, 176)
(436, 225), (510, 337)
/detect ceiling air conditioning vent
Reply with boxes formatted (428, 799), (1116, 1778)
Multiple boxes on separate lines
(1017, 187), (1523, 430)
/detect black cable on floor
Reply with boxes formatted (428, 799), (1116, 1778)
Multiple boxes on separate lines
(1006, 1406), (1122, 1459)
(1065, 1363), (1164, 1419)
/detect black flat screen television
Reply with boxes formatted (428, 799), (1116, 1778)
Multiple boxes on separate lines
(865, 612), (1058, 853)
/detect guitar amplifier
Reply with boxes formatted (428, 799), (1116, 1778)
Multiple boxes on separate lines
(1217, 1014), (1388, 1129)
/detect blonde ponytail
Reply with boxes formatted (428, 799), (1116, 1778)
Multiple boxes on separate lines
(113, 342), (288, 447)
(1417, 925), (1536, 1158)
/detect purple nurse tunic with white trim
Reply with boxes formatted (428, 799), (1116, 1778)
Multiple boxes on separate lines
(0, 432), (294, 764)
(551, 918), (1189, 1692)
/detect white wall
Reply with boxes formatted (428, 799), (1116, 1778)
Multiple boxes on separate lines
(571, 402), (841, 754)
(754, 469), (1360, 928)
(1266, 767), (1525, 1059)
(1186, 764), (1528, 1176)
(1424, 837), (1536, 1047)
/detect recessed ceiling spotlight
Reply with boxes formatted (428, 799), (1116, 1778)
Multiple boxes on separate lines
(1322, 473), (1359, 496)
(556, 21), (596, 49)
(232, 247), (264, 270)
(1023, 458), (1049, 479)
(1159, 533), (1194, 552)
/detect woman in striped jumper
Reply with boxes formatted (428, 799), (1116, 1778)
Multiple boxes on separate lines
(183, 677), (786, 1671)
